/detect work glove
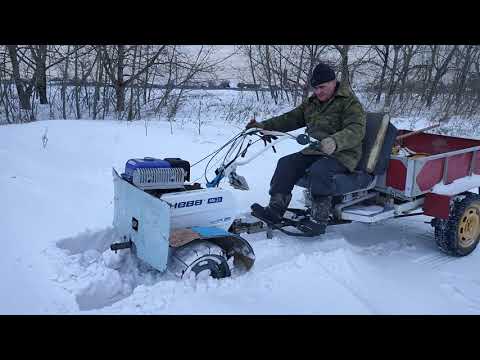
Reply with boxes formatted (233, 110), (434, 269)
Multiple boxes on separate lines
(245, 118), (264, 130)
(315, 137), (336, 155)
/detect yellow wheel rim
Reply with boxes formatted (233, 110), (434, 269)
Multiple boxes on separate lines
(458, 205), (480, 248)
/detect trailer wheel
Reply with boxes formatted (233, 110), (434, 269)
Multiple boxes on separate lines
(433, 193), (480, 256)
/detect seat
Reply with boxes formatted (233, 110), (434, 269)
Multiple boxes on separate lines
(296, 112), (398, 196)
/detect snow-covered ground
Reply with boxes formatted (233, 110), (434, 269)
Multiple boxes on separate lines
(2, 112), (480, 314)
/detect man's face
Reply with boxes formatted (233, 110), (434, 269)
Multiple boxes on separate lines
(313, 79), (337, 102)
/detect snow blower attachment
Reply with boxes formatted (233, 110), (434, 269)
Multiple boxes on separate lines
(110, 157), (255, 280)
(110, 115), (480, 278)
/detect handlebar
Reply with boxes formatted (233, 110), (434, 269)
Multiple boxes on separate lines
(206, 127), (314, 190)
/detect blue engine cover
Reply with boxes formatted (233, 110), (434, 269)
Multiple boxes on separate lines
(122, 157), (171, 182)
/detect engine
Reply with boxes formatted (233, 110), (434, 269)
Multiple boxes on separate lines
(121, 157), (191, 190)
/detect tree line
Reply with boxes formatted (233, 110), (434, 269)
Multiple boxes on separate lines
(1, 45), (479, 124)
(238, 45), (480, 118)
(0, 45), (223, 123)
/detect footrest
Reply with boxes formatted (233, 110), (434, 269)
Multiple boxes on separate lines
(251, 203), (283, 225)
(251, 205), (325, 237)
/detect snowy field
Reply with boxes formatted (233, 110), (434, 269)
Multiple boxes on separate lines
(2, 110), (480, 314)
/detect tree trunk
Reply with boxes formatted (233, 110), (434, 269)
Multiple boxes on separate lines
(398, 45), (415, 102)
(422, 45), (437, 102)
(375, 45), (389, 104)
(7, 45), (31, 111)
(293, 45), (305, 105)
(127, 46), (138, 121)
(248, 45), (259, 102)
(115, 82), (125, 114)
(93, 49), (103, 120)
(385, 45), (401, 108)
(38, 47), (48, 104)
(426, 46), (457, 108)
(30, 45), (48, 105)
(335, 45), (350, 86)
(61, 45), (70, 119)
(74, 45), (81, 119)
(0, 57), (10, 124)
(455, 45), (473, 110)
(111, 45), (126, 114)
(263, 46), (278, 104)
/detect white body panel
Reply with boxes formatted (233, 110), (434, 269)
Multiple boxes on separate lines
(160, 188), (238, 231)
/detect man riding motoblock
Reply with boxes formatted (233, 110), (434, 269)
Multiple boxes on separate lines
(247, 62), (366, 234)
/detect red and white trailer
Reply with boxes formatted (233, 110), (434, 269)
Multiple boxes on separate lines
(337, 129), (480, 256)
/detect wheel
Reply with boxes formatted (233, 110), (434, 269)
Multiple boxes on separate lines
(433, 193), (480, 256)
(169, 240), (231, 280)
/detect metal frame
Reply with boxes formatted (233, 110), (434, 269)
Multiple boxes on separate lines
(341, 207), (395, 223)
(417, 145), (480, 161)
(334, 192), (377, 218)
(339, 196), (425, 223)
(469, 150), (477, 176)
(394, 197), (425, 215)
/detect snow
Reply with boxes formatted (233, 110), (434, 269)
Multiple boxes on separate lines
(2, 116), (480, 314)
(432, 174), (480, 196)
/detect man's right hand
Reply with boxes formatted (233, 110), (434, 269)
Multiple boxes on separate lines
(245, 118), (263, 129)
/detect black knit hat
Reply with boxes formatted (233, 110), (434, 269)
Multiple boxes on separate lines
(310, 63), (336, 87)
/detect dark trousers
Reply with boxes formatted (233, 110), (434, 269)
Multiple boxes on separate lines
(270, 151), (348, 197)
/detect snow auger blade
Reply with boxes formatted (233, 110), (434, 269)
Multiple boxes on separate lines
(169, 240), (232, 279)
(169, 226), (255, 277)
(190, 227), (255, 271)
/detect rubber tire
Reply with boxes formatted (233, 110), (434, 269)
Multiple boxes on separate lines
(433, 193), (480, 256)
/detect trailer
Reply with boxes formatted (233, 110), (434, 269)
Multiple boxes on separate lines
(333, 127), (480, 256)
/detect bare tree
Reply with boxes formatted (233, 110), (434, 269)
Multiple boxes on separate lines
(7, 45), (33, 113)
(101, 45), (166, 115)
(425, 45), (458, 108)
(397, 45), (419, 102)
(28, 45), (48, 104)
(373, 45), (390, 104)
(384, 45), (402, 108)
(60, 45), (71, 119)
(92, 48), (104, 120)
(334, 45), (351, 86)
(247, 45), (260, 102)
(127, 45), (138, 121)
(454, 45), (475, 110)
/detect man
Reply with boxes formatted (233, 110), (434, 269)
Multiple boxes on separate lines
(246, 62), (366, 234)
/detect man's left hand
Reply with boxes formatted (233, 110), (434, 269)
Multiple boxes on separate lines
(319, 137), (336, 155)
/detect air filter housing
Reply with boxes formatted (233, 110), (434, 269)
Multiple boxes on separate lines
(121, 157), (190, 190)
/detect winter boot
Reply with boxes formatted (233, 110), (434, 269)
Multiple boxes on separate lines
(309, 195), (332, 234)
(251, 193), (292, 224)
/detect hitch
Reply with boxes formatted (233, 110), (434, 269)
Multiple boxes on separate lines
(110, 240), (133, 253)
(229, 219), (265, 234)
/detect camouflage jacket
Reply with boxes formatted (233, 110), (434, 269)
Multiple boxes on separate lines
(260, 82), (366, 172)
